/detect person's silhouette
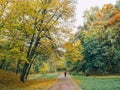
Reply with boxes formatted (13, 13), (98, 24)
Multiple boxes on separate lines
(64, 70), (67, 77)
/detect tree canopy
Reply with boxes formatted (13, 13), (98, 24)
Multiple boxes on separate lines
(0, 0), (75, 82)
(69, 1), (120, 75)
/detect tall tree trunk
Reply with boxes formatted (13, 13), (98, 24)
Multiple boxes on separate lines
(54, 61), (57, 72)
(27, 33), (35, 58)
(20, 34), (39, 82)
(16, 60), (21, 74)
(5, 61), (10, 71)
(0, 59), (6, 69)
(25, 56), (36, 79)
(20, 63), (29, 82)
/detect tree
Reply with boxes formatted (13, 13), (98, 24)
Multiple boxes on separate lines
(64, 39), (84, 72)
(0, 0), (75, 82)
(73, 2), (120, 75)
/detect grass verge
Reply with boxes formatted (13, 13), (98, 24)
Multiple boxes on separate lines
(72, 75), (120, 90)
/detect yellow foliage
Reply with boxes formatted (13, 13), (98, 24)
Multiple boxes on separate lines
(64, 42), (72, 51)
(73, 40), (80, 47)
(40, 62), (49, 73)
(0, 70), (57, 89)
(10, 47), (20, 53)
(57, 60), (66, 68)
(64, 40), (83, 61)
(0, 38), (4, 43)
(103, 4), (112, 10)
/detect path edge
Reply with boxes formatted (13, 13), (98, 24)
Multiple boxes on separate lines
(45, 78), (59, 90)
(69, 75), (82, 90)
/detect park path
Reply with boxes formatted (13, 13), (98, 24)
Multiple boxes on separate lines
(48, 74), (82, 90)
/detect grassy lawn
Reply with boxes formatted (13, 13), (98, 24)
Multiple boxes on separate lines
(72, 75), (120, 90)
(29, 73), (59, 80)
(27, 73), (60, 90)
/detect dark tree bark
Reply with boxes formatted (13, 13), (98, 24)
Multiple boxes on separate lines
(20, 36), (38, 82)
(16, 60), (21, 74)
(0, 59), (6, 69)
(25, 57), (36, 79)
(5, 61), (11, 71)
(20, 63), (29, 82)
(27, 33), (35, 58)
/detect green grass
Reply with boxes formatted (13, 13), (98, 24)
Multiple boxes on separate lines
(72, 75), (120, 90)
(29, 73), (59, 80)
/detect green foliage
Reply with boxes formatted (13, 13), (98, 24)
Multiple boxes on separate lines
(115, 0), (120, 9)
(72, 2), (120, 75)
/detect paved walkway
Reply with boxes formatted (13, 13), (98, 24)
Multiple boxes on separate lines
(48, 74), (81, 90)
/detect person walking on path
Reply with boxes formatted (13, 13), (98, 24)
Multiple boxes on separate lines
(64, 70), (67, 77)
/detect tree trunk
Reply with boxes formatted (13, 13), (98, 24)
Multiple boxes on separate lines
(20, 63), (29, 82)
(5, 61), (10, 71)
(27, 33), (35, 58)
(0, 59), (6, 69)
(16, 60), (21, 74)
(54, 61), (57, 72)
(25, 58), (36, 79)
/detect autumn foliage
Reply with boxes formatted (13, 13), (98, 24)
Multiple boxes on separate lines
(70, 1), (120, 75)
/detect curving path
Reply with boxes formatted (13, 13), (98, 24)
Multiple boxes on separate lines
(48, 74), (81, 90)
